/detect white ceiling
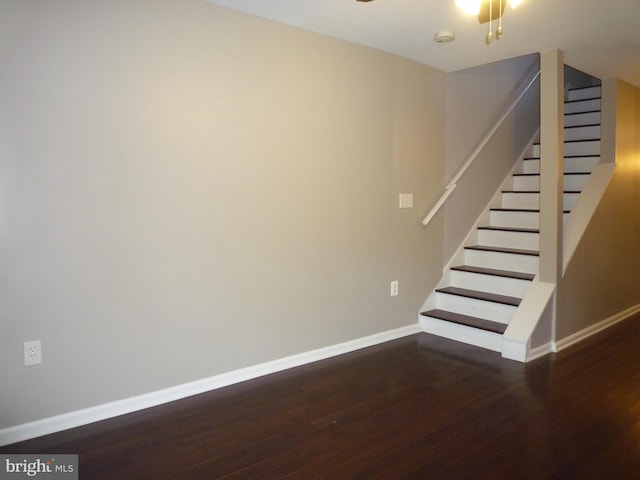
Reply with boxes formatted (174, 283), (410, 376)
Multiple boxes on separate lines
(205, 0), (640, 87)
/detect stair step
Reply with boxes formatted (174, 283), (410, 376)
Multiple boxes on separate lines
(564, 110), (600, 127)
(532, 139), (600, 157)
(478, 226), (539, 234)
(420, 309), (508, 335)
(435, 286), (521, 307)
(522, 155), (600, 175)
(567, 86), (601, 101)
(465, 244), (539, 257)
(564, 98), (601, 114)
(450, 265), (535, 281)
(500, 191), (580, 210)
(490, 208), (570, 215)
(564, 125), (601, 142)
(501, 190), (580, 194)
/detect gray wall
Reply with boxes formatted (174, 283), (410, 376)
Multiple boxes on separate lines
(443, 54), (540, 262)
(0, 0), (446, 428)
(556, 79), (640, 339)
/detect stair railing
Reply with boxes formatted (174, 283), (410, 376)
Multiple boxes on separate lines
(422, 68), (541, 227)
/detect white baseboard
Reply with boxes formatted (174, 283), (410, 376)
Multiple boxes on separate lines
(527, 342), (553, 362)
(0, 324), (421, 447)
(553, 303), (640, 353)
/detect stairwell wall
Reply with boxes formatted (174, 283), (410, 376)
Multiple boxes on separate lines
(0, 0), (446, 430)
(444, 54), (540, 262)
(556, 79), (640, 340)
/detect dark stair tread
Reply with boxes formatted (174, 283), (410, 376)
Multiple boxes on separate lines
(512, 172), (592, 177)
(420, 309), (508, 335)
(564, 123), (601, 129)
(450, 265), (535, 281)
(523, 154), (600, 160)
(478, 226), (539, 234)
(490, 207), (571, 214)
(564, 96), (601, 103)
(501, 190), (582, 194)
(465, 244), (540, 256)
(435, 286), (521, 307)
(534, 139), (600, 145)
(565, 108), (601, 114)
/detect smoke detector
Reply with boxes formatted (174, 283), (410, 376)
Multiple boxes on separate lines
(434, 30), (456, 43)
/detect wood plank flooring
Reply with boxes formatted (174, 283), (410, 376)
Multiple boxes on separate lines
(2, 314), (640, 479)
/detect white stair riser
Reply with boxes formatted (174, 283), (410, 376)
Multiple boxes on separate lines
(501, 192), (578, 210)
(420, 316), (503, 352)
(513, 174), (591, 192)
(565, 140), (600, 156)
(564, 174), (591, 190)
(490, 210), (539, 229)
(464, 248), (539, 274)
(565, 111), (600, 127)
(435, 293), (516, 324)
(564, 193), (580, 210)
(513, 175), (540, 190)
(521, 160), (540, 174)
(565, 125), (600, 141)
(477, 229), (539, 250)
(564, 156), (600, 173)
(567, 86), (601, 101)
(564, 98), (601, 114)
(531, 140), (600, 157)
(520, 156), (599, 174)
(450, 270), (532, 298)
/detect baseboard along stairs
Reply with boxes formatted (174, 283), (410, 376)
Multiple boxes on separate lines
(420, 85), (602, 357)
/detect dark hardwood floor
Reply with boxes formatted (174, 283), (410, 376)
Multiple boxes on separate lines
(3, 314), (640, 479)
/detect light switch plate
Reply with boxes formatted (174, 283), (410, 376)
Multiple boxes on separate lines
(399, 193), (413, 209)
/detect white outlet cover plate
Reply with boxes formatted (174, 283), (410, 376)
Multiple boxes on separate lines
(24, 340), (42, 366)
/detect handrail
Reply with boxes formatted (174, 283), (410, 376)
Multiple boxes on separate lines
(422, 68), (541, 226)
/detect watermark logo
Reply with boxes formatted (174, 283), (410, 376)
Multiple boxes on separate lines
(0, 455), (77, 479)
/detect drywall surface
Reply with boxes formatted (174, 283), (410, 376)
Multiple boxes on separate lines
(443, 54), (540, 262)
(556, 79), (640, 339)
(0, 0), (445, 428)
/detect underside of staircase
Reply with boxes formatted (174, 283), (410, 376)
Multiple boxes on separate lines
(420, 84), (602, 356)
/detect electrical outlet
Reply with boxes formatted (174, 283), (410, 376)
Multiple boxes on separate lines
(390, 281), (399, 297)
(24, 340), (42, 366)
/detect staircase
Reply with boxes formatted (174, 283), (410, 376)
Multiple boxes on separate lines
(420, 85), (602, 353)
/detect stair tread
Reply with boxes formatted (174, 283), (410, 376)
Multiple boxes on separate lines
(435, 286), (521, 306)
(534, 139), (600, 145)
(451, 265), (535, 281)
(465, 244), (540, 256)
(565, 109), (601, 115)
(523, 154), (600, 160)
(512, 172), (593, 177)
(420, 309), (508, 335)
(491, 207), (570, 214)
(478, 225), (540, 234)
(564, 123), (601, 129)
(501, 190), (582, 194)
(564, 97), (601, 103)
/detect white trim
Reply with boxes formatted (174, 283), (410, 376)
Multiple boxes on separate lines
(0, 323), (421, 447)
(501, 338), (527, 362)
(553, 304), (640, 353)
(527, 342), (553, 362)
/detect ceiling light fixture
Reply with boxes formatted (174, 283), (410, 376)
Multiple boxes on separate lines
(455, 0), (524, 44)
